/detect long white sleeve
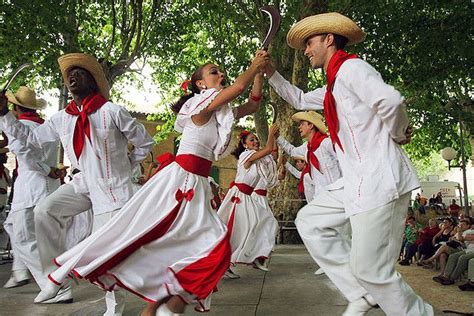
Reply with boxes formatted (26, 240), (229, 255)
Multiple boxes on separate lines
(268, 71), (325, 111)
(285, 162), (301, 179)
(115, 107), (153, 167)
(277, 136), (307, 158)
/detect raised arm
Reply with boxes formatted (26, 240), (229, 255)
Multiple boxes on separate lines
(277, 135), (307, 158)
(235, 73), (264, 119)
(265, 63), (325, 111)
(244, 125), (279, 169)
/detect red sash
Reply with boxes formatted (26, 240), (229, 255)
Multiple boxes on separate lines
(254, 189), (267, 196)
(175, 154), (212, 177)
(324, 50), (358, 152)
(233, 182), (254, 195)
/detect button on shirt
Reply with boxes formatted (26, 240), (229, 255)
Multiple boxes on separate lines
(269, 59), (420, 216)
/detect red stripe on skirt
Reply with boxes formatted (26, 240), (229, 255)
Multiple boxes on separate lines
(170, 234), (231, 300)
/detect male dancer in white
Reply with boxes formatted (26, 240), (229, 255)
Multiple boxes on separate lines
(277, 111), (342, 277)
(2, 87), (61, 290)
(0, 53), (153, 315)
(265, 12), (433, 316)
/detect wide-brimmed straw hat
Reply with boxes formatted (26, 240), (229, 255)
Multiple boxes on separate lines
(291, 111), (327, 133)
(292, 155), (306, 162)
(287, 12), (366, 50)
(58, 53), (110, 99)
(6, 86), (47, 110)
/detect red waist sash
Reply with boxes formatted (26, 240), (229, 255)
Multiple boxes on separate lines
(175, 154), (212, 177)
(254, 189), (267, 196)
(233, 182), (254, 195)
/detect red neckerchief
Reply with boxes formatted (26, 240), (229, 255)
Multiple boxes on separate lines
(18, 112), (45, 124)
(65, 93), (107, 159)
(324, 49), (358, 152)
(306, 131), (328, 178)
(297, 167), (307, 194)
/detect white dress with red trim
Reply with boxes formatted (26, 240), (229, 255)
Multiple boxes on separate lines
(48, 88), (233, 305)
(251, 154), (279, 248)
(217, 150), (277, 264)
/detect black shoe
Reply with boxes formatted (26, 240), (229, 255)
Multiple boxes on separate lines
(398, 260), (410, 266)
(458, 282), (474, 291)
(440, 278), (455, 285)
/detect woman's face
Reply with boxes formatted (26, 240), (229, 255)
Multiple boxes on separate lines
(197, 64), (226, 91)
(443, 219), (452, 228)
(244, 133), (260, 150)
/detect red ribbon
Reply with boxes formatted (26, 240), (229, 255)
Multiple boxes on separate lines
(175, 188), (194, 202)
(324, 50), (358, 152)
(65, 93), (108, 160)
(231, 196), (241, 204)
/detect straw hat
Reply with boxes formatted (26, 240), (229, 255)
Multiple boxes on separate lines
(6, 86), (47, 110)
(292, 155), (306, 162)
(58, 53), (110, 99)
(0, 148), (8, 154)
(287, 12), (366, 50)
(291, 111), (327, 133)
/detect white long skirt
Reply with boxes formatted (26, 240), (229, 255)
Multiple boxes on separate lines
(218, 187), (277, 264)
(49, 161), (231, 304)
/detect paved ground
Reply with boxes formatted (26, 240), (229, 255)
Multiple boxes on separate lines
(0, 245), (447, 316)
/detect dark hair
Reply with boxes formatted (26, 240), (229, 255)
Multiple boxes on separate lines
(444, 217), (454, 224)
(333, 34), (349, 50)
(15, 104), (36, 113)
(317, 33), (349, 50)
(460, 218), (472, 225)
(231, 131), (251, 159)
(407, 216), (415, 221)
(171, 63), (212, 113)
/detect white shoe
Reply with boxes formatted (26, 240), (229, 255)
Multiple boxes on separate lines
(342, 296), (376, 316)
(3, 269), (30, 288)
(253, 259), (269, 272)
(224, 269), (240, 279)
(314, 268), (325, 275)
(34, 281), (73, 304)
(156, 303), (182, 316)
(103, 290), (125, 316)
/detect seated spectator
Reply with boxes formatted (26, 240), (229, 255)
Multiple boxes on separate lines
(421, 218), (469, 274)
(415, 218), (441, 264)
(458, 257), (474, 291)
(399, 216), (423, 265)
(432, 218), (474, 285)
(448, 199), (461, 218)
(419, 194), (427, 214)
(413, 193), (423, 215)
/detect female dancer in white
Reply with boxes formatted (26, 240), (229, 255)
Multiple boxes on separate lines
(251, 140), (279, 271)
(34, 50), (269, 316)
(219, 127), (279, 275)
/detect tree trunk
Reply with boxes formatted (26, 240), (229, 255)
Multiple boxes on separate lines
(263, 1), (328, 235)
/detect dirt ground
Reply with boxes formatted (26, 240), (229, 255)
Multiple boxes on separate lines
(398, 263), (473, 314)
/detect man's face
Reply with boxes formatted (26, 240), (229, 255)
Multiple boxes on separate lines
(304, 34), (328, 69)
(66, 67), (98, 96)
(298, 120), (314, 138)
(295, 159), (306, 171)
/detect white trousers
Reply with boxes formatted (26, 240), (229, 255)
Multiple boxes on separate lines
(34, 183), (93, 276)
(295, 189), (367, 302)
(350, 192), (433, 316)
(296, 188), (433, 315)
(4, 207), (47, 289)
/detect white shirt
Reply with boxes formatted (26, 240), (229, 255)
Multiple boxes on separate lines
(0, 102), (153, 214)
(5, 119), (60, 212)
(277, 136), (342, 199)
(284, 162), (315, 202)
(463, 229), (474, 254)
(269, 59), (419, 215)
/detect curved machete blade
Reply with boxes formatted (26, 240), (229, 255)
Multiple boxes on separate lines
(260, 5), (281, 50)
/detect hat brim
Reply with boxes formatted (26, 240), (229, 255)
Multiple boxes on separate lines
(0, 148), (9, 154)
(5, 91), (47, 110)
(292, 156), (306, 161)
(58, 53), (110, 99)
(291, 112), (328, 134)
(287, 12), (366, 50)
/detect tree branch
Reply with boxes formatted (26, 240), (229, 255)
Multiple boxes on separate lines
(104, 0), (117, 62)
